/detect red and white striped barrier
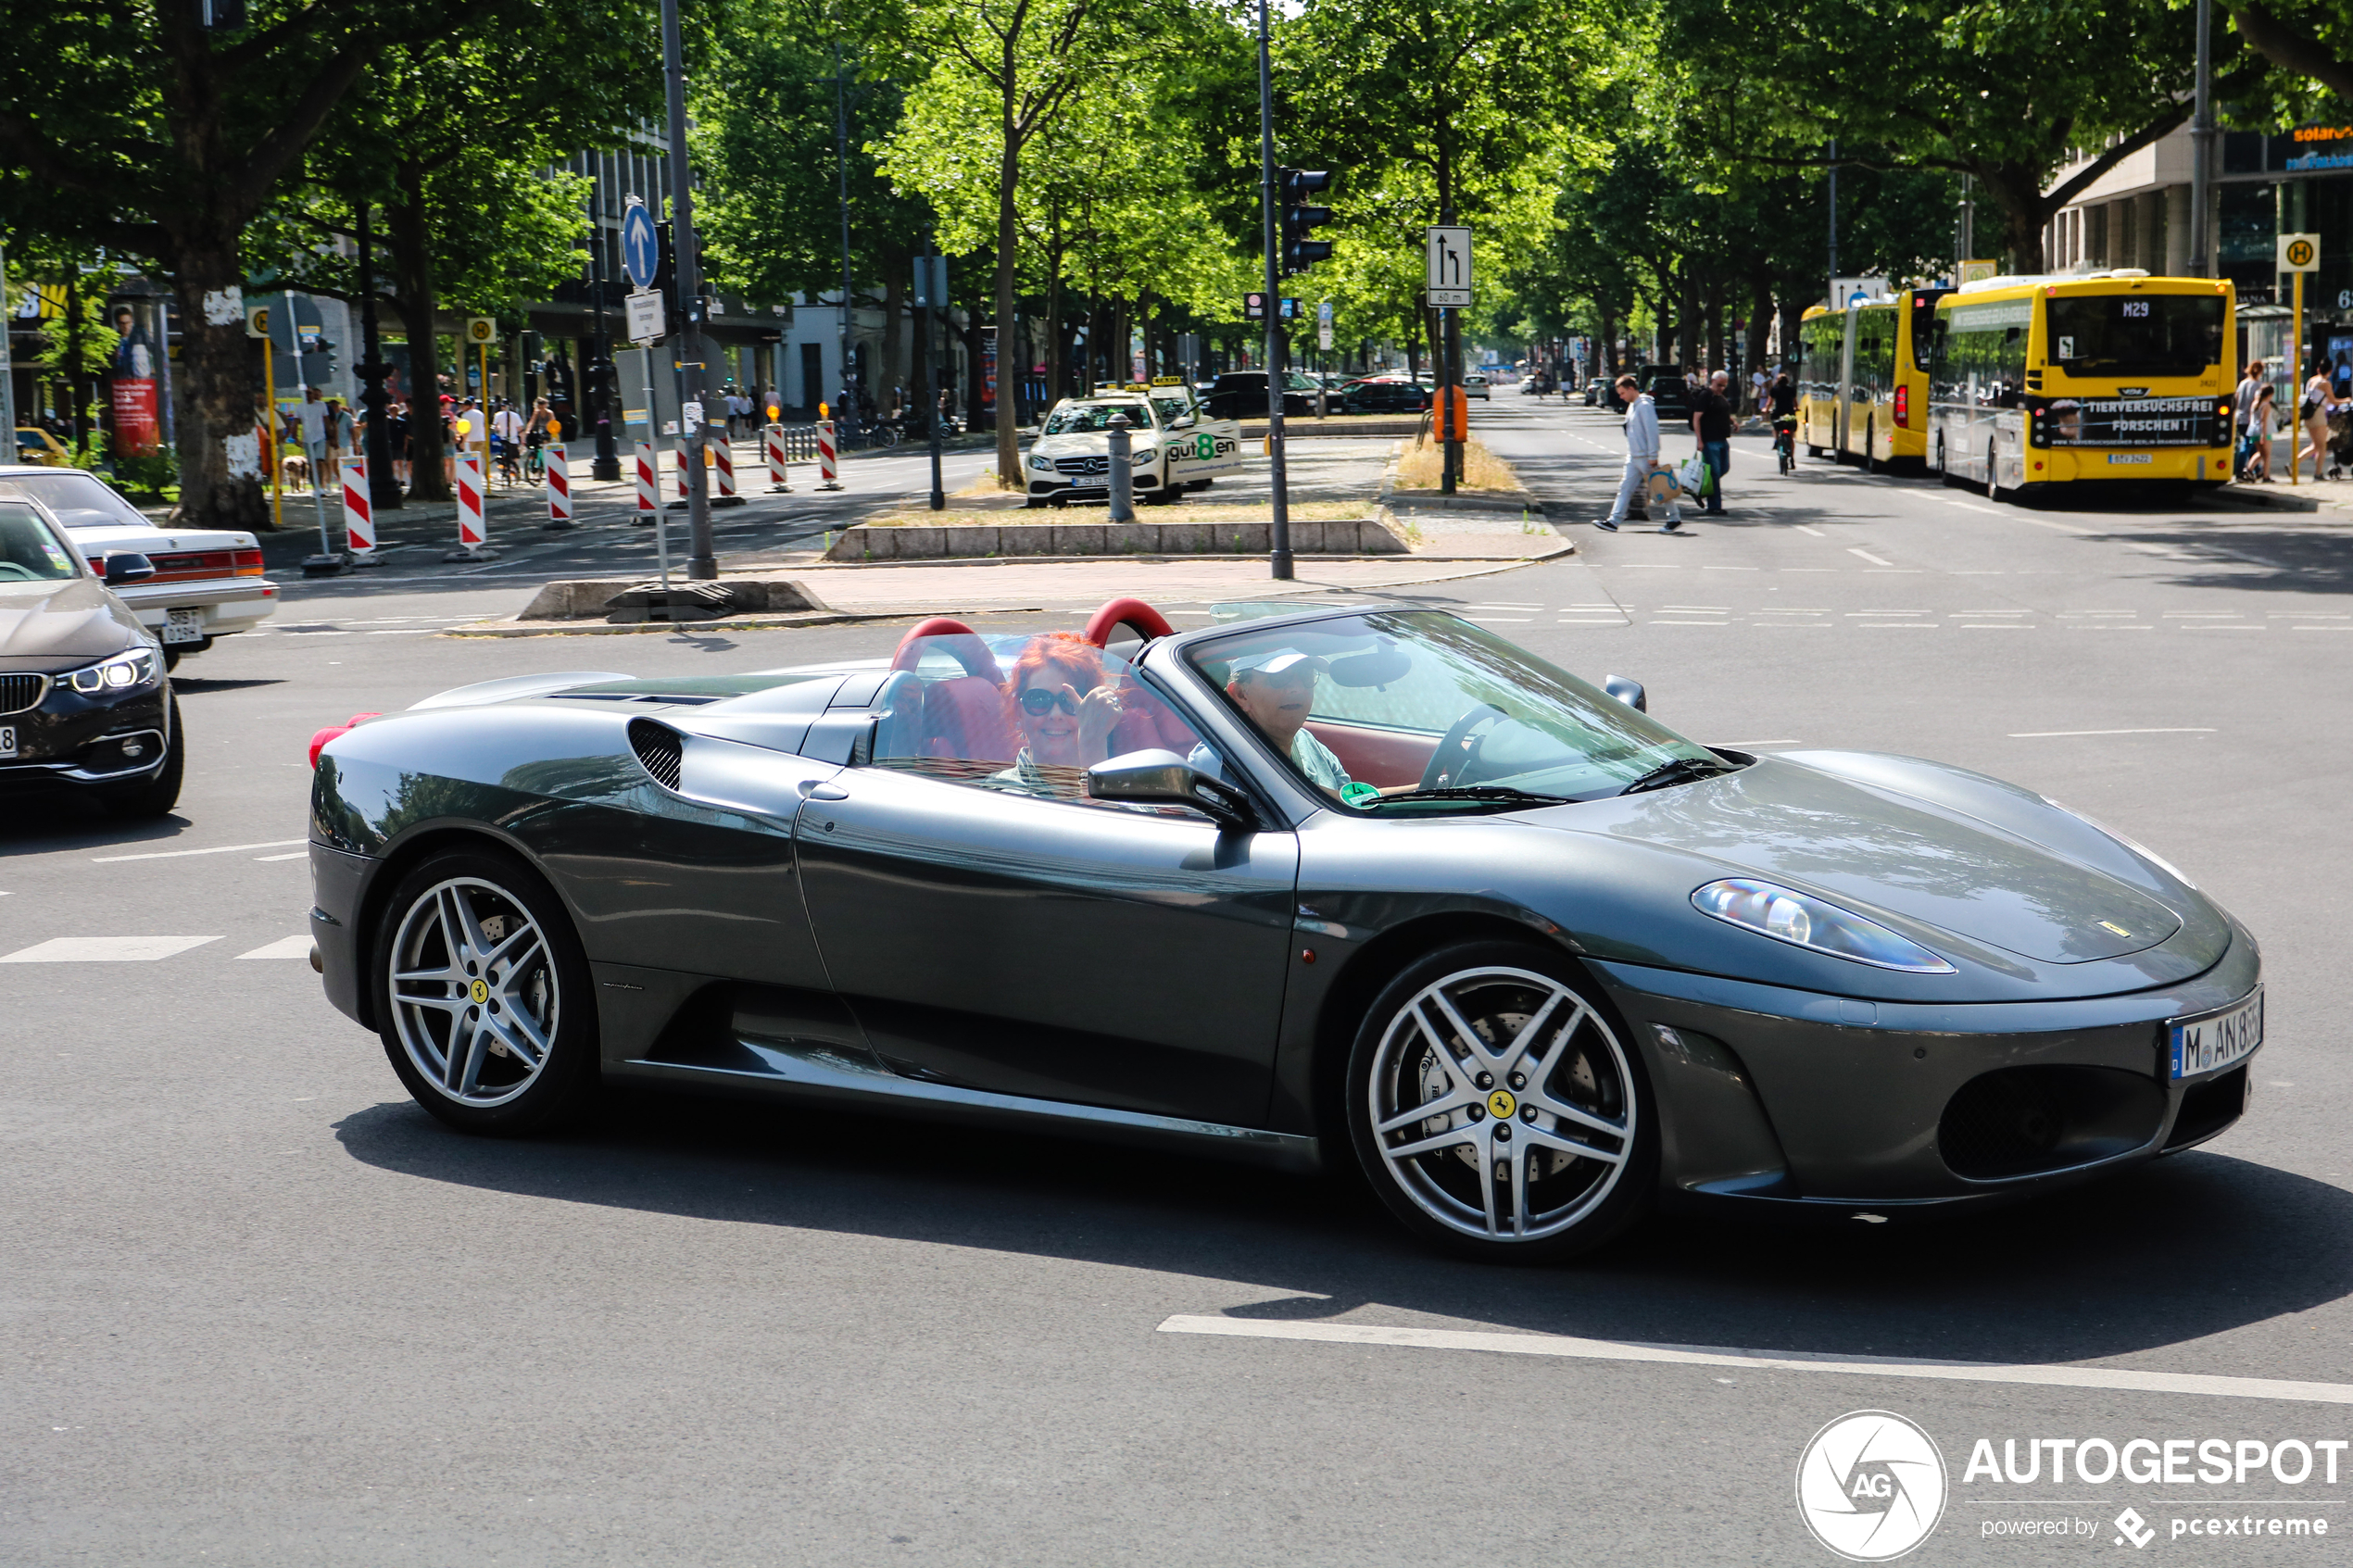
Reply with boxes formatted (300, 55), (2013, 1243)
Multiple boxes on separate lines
(339, 457), (378, 563)
(817, 419), (842, 491)
(711, 435), (737, 501)
(764, 423), (792, 492)
(635, 441), (657, 524)
(673, 437), (692, 503)
(544, 444), (573, 529)
(445, 454), (497, 560)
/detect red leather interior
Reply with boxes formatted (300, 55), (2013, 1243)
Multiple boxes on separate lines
(1108, 685), (1201, 758)
(1082, 597), (1176, 646)
(1304, 719), (1435, 788)
(921, 679), (1016, 762)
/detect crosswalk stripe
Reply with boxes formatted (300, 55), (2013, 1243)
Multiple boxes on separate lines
(233, 935), (315, 960)
(0, 935), (220, 963)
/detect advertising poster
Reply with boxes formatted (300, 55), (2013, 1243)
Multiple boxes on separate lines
(2038, 395), (2216, 446)
(108, 303), (159, 458)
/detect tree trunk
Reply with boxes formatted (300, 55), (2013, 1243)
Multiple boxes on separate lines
(1985, 164), (2053, 273)
(388, 161), (450, 502)
(1678, 269), (1699, 372)
(878, 245), (908, 416)
(1745, 271), (1774, 377)
(167, 227), (271, 531)
(1043, 226), (1063, 405)
(993, 73), (1022, 487)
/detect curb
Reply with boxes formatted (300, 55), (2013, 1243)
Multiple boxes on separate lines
(2208, 484), (2323, 514)
(446, 609), (907, 638)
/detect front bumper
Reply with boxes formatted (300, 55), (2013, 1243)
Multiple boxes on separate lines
(1592, 929), (2262, 1209)
(309, 840), (375, 1028)
(0, 681), (170, 790)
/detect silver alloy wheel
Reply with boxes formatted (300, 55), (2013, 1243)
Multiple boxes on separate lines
(1365, 965), (1635, 1242)
(387, 876), (560, 1109)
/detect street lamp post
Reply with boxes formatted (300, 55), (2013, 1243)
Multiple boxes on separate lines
(1255, 0), (1291, 581)
(659, 0), (715, 580)
(587, 169), (621, 481)
(2190, 0), (2216, 277)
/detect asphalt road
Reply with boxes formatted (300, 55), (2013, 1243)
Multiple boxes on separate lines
(6, 395), (2350, 1564)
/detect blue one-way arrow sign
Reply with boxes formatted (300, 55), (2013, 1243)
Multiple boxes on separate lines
(622, 201), (660, 291)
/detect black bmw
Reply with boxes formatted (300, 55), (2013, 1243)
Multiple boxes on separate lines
(0, 491), (182, 818)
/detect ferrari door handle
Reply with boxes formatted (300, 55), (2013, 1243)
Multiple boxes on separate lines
(802, 782), (849, 800)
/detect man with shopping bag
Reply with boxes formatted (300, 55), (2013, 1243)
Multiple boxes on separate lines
(1594, 373), (1684, 533)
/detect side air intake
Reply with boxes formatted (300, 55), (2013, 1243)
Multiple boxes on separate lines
(627, 718), (683, 791)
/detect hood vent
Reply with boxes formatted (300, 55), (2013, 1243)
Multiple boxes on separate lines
(627, 718), (683, 791)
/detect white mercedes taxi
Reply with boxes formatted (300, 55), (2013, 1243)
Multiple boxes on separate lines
(1022, 379), (1246, 507)
(0, 465), (277, 666)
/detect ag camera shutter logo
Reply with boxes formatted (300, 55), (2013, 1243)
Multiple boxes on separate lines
(1797, 1410), (1949, 1561)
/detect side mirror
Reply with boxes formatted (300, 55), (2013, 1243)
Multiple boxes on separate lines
(103, 552), (156, 586)
(1603, 674), (1647, 713)
(1086, 748), (1254, 830)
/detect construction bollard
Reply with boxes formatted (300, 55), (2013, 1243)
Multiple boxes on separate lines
(339, 458), (382, 567)
(635, 441), (658, 525)
(711, 435), (742, 506)
(444, 454), (497, 561)
(818, 419), (842, 491)
(673, 437), (692, 503)
(764, 423), (792, 493)
(544, 444), (573, 529)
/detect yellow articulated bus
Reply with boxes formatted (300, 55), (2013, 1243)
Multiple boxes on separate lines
(1927, 271), (2236, 500)
(1795, 290), (1952, 471)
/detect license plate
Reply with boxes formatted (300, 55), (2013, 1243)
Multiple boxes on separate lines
(0, 725), (13, 759)
(161, 608), (204, 645)
(2170, 989), (2262, 1080)
(2107, 453), (2154, 465)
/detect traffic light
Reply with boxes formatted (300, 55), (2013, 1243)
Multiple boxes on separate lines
(1280, 169), (1335, 276)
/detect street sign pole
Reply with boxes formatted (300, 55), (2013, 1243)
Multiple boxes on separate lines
(2282, 233), (2321, 485)
(1425, 226), (1473, 494)
(660, 0), (715, 581)
(1256, 0), (1290, 580)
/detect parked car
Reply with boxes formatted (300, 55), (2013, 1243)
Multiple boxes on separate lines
(1339, 378), (1432, 415)
(0, 465), (277, 666)
(0, 491), (182, 817)
(1642, 367), (1692, 424)
(309, 597), (2264, 1261)
(1205, 371), (1319, 420)
(1464, 373), (1491, 400)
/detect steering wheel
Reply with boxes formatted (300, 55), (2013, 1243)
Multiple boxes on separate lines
(1419, 703), (1505, 791)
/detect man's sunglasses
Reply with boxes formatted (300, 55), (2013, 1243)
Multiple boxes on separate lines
(1018, 684), (1095, 716)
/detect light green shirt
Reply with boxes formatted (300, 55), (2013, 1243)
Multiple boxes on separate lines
(1290, 728), (1352, 792)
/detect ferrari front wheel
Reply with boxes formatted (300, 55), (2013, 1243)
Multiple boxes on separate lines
(374, 847), (599, 1135)
(1346, 942), (1654, 1261)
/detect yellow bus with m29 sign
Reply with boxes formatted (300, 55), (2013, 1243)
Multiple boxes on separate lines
(1926, 273), (2237, 502)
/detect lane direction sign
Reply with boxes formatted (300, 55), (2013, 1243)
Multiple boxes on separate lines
(1426, 226), (1472, 307)
(622, 201), (661, 291)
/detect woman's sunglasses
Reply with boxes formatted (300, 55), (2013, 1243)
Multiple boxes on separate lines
(1018, 684), (1096, 716)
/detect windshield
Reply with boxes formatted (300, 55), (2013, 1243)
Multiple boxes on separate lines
(0, 470), (149, 529)
(1151, 395), (1196, 426)
(1182, 610), (1730, 811)
(1040, 402), (1154, 436)
(0, 500), (83, 581)
(2045, 295), (2225, 379)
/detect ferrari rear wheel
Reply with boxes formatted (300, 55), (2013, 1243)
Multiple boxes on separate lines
(1346, 942), (1654, 1261)
(375, 847), (599, 1135)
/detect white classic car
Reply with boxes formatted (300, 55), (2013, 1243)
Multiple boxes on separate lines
(0, 466), (277, 665)
(1022, 382), (1246, 507)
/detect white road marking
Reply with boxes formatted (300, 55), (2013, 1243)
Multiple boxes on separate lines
(0, 935), (221, 963)
(2017, 516), (2100, 535)
(1155, 1316), (2353, 1406)
(1792, 524), (1827, 537)
(2292, 625), (2353, 632)
(2008, 727), (2217, 738)
(93, 838), (307, 864)
(254, 851), (308, 861)
(1846, 546), (1894, 566)
(1940, 500), (2005, 516)
(234, 935), (314, 960)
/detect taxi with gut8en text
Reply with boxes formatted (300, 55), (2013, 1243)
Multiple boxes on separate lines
(1022, 378), (1247, 508)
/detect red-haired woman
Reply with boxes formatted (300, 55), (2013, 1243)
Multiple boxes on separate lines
(997, 632), (1126, 788)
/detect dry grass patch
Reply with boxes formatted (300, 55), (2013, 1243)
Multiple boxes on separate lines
(1395, 432), (1522, 492)
(862, 499), (1372, 527)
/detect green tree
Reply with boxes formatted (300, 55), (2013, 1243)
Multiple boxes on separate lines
(0, 0), (508, 528)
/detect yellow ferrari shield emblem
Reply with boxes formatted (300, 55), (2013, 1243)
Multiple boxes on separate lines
(1487, 1088), (1517, 1120)
(469, 978), (490, 1005)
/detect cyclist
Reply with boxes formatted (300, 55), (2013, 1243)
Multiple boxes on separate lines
(1767, 371), (1798, 473)
(491, 399), (525, 485)
(523, 396), (554, 481)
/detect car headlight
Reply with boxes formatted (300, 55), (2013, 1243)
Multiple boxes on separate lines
(66, 646), (160, 696)
(1132, 446), (1155, 464)
(1692, 878), (1955, 973)
(1027, 454), (1051, 470)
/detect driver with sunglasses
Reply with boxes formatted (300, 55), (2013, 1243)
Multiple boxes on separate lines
(1221, 649), (1381, 806)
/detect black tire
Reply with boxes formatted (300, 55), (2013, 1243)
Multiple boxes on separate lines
(1344, 939), (1655, 1262)
(371, 845), (600, 1136)
(1861, 421), (1879, 474)
(1937, 435), (1961, 488)
(99, 695), (183, 819)
(1986, 442), (2008, 502)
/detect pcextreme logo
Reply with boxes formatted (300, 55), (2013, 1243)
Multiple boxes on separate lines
(1797, 1411), (1949, 1562)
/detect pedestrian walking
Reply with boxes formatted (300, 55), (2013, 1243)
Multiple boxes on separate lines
(1593, 373), (1682, 533)
(2238, 383), (2279, 482)
(1692, 370), (1733, 515)
(2233, 359), (2267, 438)
(2296, 359), (2338, 483)
(1749, 366), (1769, 418)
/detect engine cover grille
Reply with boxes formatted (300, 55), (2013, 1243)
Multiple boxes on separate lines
(627, 718), (683, 791)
